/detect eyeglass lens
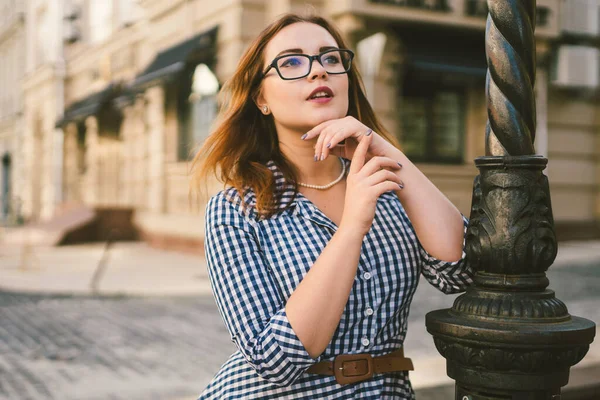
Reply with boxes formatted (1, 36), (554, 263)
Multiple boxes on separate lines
(275, 50), (352, 79)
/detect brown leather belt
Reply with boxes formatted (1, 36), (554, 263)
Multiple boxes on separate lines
(305, 348), (414, 385)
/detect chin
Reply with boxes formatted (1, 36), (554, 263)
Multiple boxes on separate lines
(309, 108), (346, 125)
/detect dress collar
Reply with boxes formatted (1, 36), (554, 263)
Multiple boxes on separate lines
(263, 159), (350, 232)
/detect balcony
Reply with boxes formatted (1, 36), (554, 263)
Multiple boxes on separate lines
(464, 0), (553, 28)
(370, 0), (453, 12)
(334, 0), (560, 38)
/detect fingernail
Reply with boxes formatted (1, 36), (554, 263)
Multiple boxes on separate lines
(365, 128), (373, 136)
(326, 143), (331, 149)
(398, 182), (404, 189)
(301, 134), (308, 140)
(320, 153), (325, 161)
(397, 162), (403, 168)
(314, 155), (318, 162)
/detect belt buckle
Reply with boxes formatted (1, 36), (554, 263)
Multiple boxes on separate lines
(333, 353), (374, 385)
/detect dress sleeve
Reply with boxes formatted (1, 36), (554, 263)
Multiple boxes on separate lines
(419, 214), (474, 294)
(204, 193), (323, 387)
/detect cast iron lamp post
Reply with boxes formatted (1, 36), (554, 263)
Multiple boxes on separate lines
(425, 1), (596, 398)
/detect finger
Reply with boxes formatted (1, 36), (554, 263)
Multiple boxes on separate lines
(321, 127), (346, 161)
(314, 125), (338, 161)
(330, 138), (355, 159)
(366, 170), (403, 187)
(372, 181), (404, 197)
(325, 127), (351, 150)
(359, 156), (403, 177)
(349, 130), (372, 174)
(303, 119), (337, 141)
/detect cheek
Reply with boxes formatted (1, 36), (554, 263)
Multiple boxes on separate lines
(264, 81), (299, 105)
(341, 80), (350, 112)
(265, 83), (305, 119)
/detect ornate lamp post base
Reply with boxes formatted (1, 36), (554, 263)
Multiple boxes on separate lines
(425, 0), (596, 396)
(428, 312), (594, 399)
(426, 156), (596, 399)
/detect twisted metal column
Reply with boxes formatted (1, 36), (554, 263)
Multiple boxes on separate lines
(425, 1), (596, 398)
(485, 0), (536, 156)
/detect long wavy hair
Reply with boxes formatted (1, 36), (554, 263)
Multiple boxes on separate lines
(190, 13), (399, 218)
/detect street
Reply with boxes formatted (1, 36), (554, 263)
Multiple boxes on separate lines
(0, 263), (598, 400)
(0, 293), (235, 400)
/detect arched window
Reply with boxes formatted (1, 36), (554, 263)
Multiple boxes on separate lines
(177, 63), (219, 160)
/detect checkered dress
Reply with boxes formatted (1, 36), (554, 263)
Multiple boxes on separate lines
(198, 159), (472, 399)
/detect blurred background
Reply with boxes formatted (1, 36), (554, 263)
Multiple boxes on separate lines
(0, 0), (598, 399)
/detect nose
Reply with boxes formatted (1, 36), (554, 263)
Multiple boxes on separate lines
(309, 58), (328, 80)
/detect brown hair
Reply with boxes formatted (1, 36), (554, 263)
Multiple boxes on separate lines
(190, 13), (399, 218)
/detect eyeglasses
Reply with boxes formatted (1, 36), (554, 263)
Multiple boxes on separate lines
(262, 49), (355, 80)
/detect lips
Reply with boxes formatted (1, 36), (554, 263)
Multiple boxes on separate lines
(307, 86), (334, 100)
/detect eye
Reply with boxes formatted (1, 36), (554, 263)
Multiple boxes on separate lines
(323, 53), (341, 64)
(279, 56), (303, 68)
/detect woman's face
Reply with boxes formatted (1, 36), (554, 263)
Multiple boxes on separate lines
(259, 22), (350, 134)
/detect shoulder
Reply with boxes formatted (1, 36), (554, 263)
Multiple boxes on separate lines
(206, 187), (259, 226)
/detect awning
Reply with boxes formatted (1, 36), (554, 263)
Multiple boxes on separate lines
(56, 83), (123, 128)
(398, 27), (488, 78)
(131, 26), (218, 90)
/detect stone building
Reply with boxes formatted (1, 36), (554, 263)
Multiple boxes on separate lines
(0, 0), (26, 223)
(20, 0), (600, 250)
(21, 0), (67, 221)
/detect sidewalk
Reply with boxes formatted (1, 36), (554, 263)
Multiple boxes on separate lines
(0, 239), (599, 297)
(0, 239), (598, 398)
(0, 241), (212, 296)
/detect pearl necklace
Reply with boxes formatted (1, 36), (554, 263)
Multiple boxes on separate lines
(298, 157), (346, 190)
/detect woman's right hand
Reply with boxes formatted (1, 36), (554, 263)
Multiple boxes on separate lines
(339, 132), (404, 237)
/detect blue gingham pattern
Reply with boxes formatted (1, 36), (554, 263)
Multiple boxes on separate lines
(199, 159), (472, 399)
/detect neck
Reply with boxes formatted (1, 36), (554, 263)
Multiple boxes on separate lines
(276, 125), (343, 186)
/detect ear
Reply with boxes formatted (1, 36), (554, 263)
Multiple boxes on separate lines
(254, 89), (266, 110)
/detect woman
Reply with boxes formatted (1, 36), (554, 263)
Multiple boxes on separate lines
(193, 13), (472, 400)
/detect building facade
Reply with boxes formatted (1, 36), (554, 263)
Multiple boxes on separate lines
(21, 0), (67, 221)
(0, 0), (26, 224)
(19, 0), (600, 250)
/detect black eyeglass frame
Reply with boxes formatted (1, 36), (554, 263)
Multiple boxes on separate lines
(261, 49), (355, 80)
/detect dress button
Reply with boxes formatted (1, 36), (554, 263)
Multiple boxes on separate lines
(361, 337), (370, 347)
(365, 307), (374, 316)
(363, 272), (372, 280)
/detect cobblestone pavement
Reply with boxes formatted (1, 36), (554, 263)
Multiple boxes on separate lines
(0, 264), (598, 400)
(0, 293), (236, 400)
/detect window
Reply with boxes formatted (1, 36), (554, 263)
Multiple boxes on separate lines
(178, 63), (219, 161)
(400, 68), (466, 164)
(77, 122), (87, 174)
(2, 154), (11, 220)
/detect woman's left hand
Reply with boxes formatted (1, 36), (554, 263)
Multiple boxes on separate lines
(302, 116), (392, 161)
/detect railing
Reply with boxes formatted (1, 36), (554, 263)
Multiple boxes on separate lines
(370, 0), (452, 12)
(465, 0), (488, 17)
(370, 0), (552, 27)
(465, 0), (552, 27)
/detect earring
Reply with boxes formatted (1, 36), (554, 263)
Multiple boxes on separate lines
(262, 105), (269, 114)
